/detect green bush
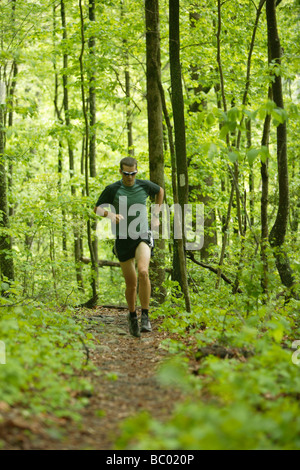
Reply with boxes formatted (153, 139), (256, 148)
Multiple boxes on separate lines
(0, 303), (94, 419)
(116, 286), (300, 450)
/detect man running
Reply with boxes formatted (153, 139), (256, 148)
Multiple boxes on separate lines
(94, 157), (164, 338)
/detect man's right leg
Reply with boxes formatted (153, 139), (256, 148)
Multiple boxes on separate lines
(120, 258), (140, 337)
(120, 257), (137, 312)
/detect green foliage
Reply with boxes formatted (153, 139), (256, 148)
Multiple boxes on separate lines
(0, 301), (94, 419)
(116, 289), (300, 450)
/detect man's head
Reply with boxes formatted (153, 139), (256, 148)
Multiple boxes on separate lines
(119, 157), (138, 187)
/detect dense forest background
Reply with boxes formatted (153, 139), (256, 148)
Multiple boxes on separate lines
(0, 0), (300, 450)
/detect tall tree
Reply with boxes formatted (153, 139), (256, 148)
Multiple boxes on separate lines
(260, 88), (272, 297)
(145, 0), (166, 302)
(187, 8), (216, 260)
(60, 0), (84, 289)
(121, 0), (134, 155)
(169, 0), (191, 311)
(79, 0), (98, 298)
(52, 3), (67, 254)
(88, 0), (97, 178)
(266, 0), (296, 294)
(0, 81), (15, 287)
(0, 0), (16, 288)
(88, 0), (98, 273)
(7, 0), (18, 218)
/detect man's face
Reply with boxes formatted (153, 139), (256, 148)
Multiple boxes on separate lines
(119, 164), (138, 187)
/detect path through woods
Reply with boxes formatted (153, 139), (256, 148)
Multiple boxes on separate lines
(0, 307), (184, 450)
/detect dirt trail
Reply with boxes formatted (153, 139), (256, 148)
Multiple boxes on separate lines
(1, 306), (184, 450)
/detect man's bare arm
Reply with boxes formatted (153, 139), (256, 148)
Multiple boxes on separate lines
(94, 206), (124, 224)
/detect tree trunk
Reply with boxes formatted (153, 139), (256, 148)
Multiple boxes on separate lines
(145, 0), (166, 304)
(290, 159), (299, 240)
(247, 119), (255, 227)
(61, 0), (84, 289)
(187, 8), (216, 261)
(7, 59), (18, 218)
(121, 1), (134, 156)
(169, 0), (191, 312)
(260, 87), (272, 297)
(0, 92), (14, 287)
(88, 0), (98, 273)
(125, 68), (134, 155)
(266, 0), (296, 293)
(88, 0), (97, 178)
(79, 0), (98, 297)
(53, 4), (67, 254)
(0, 0), (17, 288)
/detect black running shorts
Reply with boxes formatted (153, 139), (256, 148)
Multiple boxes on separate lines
(113, 232), (154, 262)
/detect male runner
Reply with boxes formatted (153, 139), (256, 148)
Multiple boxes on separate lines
(94, 157), (164, 337)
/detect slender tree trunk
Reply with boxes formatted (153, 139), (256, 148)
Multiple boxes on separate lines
(0, 0), (17, 287)
(88, 0), (98, 275)
(0, 86), (14, 287)
(61, 0), (75, 182)
(169, 0), (191, 312)
(88, 0), (96, 178)
(216, 183), (234, 289)
(53, 4), (67, 254)
(145, 0), (166, 303)
(215, 0), (233, 288)
(266, 0), (296, 294)
(79, 0), (97, 297)
(61, 0), (84, 289)
(7, 59), (17, 218)
(188, 9), (216, 260)
(169, 0), (189, 210)
(260, 96), (271, 296)
(125, 67), (134, 154)
(121, 1), (134, 155)
(247, 119), (255, 227)
(230, 0), (265, 293)
(290, 160), (299, 239)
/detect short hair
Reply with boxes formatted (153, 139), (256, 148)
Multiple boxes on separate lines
(120, 157), (137, 170)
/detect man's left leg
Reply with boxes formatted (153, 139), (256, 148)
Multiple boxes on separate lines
(135, 242), (152, 332)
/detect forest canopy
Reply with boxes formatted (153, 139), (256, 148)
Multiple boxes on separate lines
(0, 0), (299, 303)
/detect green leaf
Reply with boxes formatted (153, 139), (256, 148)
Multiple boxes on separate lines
(206, 112), (215, 127)
(246, 149), (260, 166)
(271, 107), (288, 125)
(220, 124), (229, 140)
(259, 146), (270, 163)
(246, 147), (270, 165)
(201, 142), (218, 159)
(227, 106), (241, 123)
(228, 150), (239, 163)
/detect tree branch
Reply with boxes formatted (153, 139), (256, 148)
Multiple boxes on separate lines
(187, 251), (243, 293)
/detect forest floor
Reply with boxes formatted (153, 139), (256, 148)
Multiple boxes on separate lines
(0, 306), (185, 450)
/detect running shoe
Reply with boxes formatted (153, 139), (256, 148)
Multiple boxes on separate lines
(128, 314), (141, 337)
(140, 312), (152, 333)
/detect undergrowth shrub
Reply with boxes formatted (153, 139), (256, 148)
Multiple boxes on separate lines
(116, 281), (300, 450)
(0, 301), (94, 420)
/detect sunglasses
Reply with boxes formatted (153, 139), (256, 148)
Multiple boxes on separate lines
(122, 170), (137, 176)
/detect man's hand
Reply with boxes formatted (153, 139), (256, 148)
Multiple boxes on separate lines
(94, 206), (124, 224)
(108, 213), (124, 224)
